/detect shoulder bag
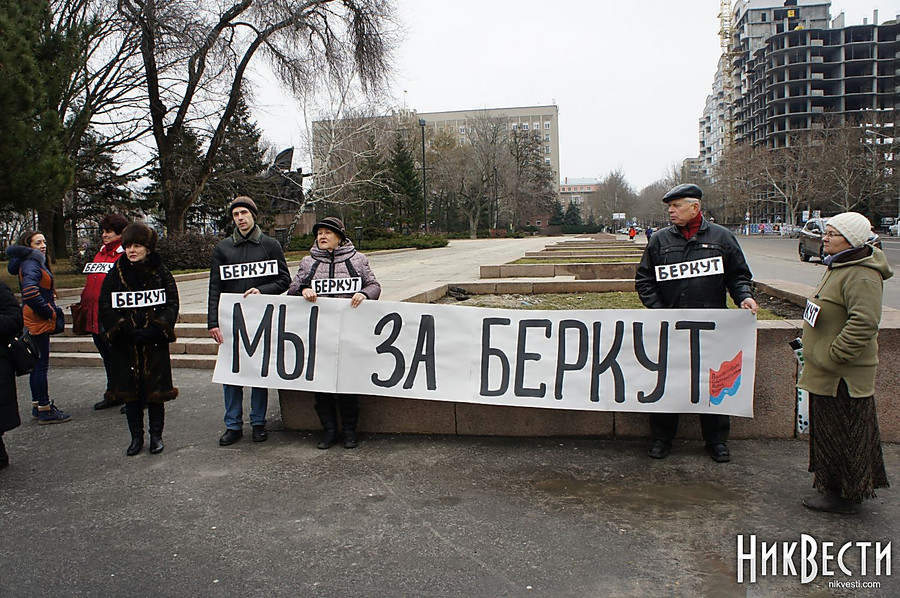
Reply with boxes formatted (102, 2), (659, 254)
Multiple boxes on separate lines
(7, 327), (41, 376)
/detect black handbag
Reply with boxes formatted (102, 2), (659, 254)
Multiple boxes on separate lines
(51, 306), (65, 335)
(7, 327), (41, 376)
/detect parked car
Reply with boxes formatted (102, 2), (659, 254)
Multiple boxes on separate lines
(798, 217), (882, 262)
(889, 222), (900, 236)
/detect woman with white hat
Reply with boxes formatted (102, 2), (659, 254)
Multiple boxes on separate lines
(798, 211), (892, 513)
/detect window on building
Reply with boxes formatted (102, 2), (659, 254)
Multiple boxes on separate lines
(544, 145), (551, 154)
(544, 122), (551, 129)
(522, 123), (529, 130)
(533, 122), (540, 130)
(536, 220), (542, 226)
(458, 126), (466, 134)
(544, 158), (551, 165)
(544, 133), (550, 141)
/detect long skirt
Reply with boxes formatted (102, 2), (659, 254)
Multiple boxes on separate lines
(808, 380), (889, 502)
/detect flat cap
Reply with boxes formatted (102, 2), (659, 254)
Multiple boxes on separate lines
(662, 183), (702, 203)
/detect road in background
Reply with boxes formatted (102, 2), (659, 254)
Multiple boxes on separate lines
(736, 235), (900, 309)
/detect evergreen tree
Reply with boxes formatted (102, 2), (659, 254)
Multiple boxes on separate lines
(198, 94), (272, 231)
(0, 0), (73, 213)
(548, 200), (565, 225)
(563, 201), (583, 226)
(354, 133), (391, 229)
(387, 130), (422, 232)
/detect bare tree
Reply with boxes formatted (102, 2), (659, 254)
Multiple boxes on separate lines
(119, 0), (395, 233)
(589, 169), (635, 228)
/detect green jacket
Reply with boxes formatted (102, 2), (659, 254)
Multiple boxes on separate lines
(798, 245), (893, 398)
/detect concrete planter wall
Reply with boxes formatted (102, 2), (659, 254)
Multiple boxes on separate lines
(480, 262), (638, 280)
(279, 320), (900, 443)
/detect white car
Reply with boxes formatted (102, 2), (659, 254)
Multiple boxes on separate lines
(890, 222), (900, 236)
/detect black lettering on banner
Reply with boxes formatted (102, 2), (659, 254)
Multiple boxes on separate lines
(232, 303), (274, 376)
(306, 306), (318, 381)
(555, 320), (588, 400)
(675, 320), (716, 404)
(403, 315), (437, 390)
(276, 304), (304, 380)
(633, 322), (669, 403)
(515, 319), (551, 398)
(371, 313), (405, 388)
(480, 318), (511, 396)
(590, 321), (625, 403)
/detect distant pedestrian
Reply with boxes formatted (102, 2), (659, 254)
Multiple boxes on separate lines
(0, 281), (23, 468)
(208, 196), (291, 447)
(798, 212), (891, 514)
(635, 183), (758, 463)
(6, 231), (70, 424)
(287, 217), (381, 449)
(99, 223), (179, 456)
(81, 213), (130, 411)
(644, 226), (653, 241)
(628, 226), (636, 241)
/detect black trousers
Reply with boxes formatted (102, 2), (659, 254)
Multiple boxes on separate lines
(650, 413), (730, 445)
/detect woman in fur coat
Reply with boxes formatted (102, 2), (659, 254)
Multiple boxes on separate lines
(99, 223), (179, 456)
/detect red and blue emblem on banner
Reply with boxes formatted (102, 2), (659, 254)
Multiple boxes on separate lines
(709, 351), (742, 405)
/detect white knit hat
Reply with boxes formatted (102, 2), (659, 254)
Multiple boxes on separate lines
(827, 212), (871, 248)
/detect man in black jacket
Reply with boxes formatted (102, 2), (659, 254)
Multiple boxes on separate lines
(635, 183), (758, 463)
(208, 197), (291, 446)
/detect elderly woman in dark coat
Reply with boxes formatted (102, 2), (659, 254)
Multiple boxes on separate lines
(99, 223), (179, 456)
(798, 212), (892, 514)
(287, 217), (381, 449)
(0, 281), (24, 468)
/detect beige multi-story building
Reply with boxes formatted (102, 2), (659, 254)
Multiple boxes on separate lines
(416, 105), (561, 184)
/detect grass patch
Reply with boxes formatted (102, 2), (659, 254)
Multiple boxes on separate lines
(510, 257), (639, 264)
(450, 291), (782, 320)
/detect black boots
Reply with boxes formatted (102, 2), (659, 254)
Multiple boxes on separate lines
(148, 404), (164, 454)
(338, 395), (360, 449)
(125, 402), (165, 455)
(317, 428), (340, 450)
(315, 393), (360, 449)
(125, 402), (144, 456)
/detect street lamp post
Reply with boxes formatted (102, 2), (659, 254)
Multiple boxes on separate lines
(864, 129), (900, 221)
(419, 118), (428, 234)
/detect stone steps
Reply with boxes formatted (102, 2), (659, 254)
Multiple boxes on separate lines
(51, 312), (218, 369)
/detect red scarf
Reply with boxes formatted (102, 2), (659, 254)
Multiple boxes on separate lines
(679, 212), (703, 240)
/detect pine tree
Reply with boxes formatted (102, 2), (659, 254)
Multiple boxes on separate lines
(387, 130), (422, 232)
(563, 201), (583, 226)
(199, 94), (272, 231)
(0, 0), (73, 213)
(548, 200), (565, 225)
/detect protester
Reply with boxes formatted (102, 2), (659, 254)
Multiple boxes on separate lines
(0, 281), (23, 468)
(208, 196), (291, 446)
(287, 217), (381, 449)
(635, 183), (758, 462)
(81, 214), (130, 410)
(99, 223), (179, 456)
(798, 212), (891, 514)
(6, 231), (70, 424)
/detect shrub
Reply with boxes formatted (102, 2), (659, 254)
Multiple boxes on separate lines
(157, 232), (222, 271)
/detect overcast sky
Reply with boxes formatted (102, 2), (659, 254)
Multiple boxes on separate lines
(254, 0), (900, 192)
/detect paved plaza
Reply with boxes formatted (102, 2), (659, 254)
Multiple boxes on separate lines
(2, 237), (897, 597)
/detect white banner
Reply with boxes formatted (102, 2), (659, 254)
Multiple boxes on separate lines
(212, 294), (757, 416)
(112, 289), (167, 308)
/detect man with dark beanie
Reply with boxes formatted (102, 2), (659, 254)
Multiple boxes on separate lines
(635, 183), (758, 463)
(208, 196), (290, 446)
